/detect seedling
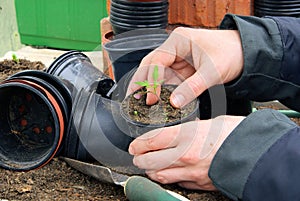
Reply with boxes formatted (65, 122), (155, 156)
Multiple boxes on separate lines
(134, 65), (163, 96)
(12, 53), (19, 63)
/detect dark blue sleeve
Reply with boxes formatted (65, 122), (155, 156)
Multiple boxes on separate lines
(243, 126), (300, 201)
(273, 17), (300, 85)
(209, 109), (299, 201)
(219, 14), (300, 111)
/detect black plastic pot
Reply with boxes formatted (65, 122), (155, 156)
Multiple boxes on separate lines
(112, 0), (168, 7)
(0, 71), (71, 171)
(103, 32), (168, 82)
(255, 0), (300, 17)
(110, 9), (168, 20)
(110, 5), (168, 16)
(109, 0), (169, 35)
(255, 1), (300, 8)
(110, 18), (168, 35)
(110, 15), (168, 25)
(0, 51), (117, 171)
(111, 1), (168, 11)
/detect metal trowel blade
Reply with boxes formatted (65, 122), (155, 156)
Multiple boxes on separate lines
(62, 157), (129, 186)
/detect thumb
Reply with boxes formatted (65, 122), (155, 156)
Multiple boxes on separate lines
(170, 72), (208, 108)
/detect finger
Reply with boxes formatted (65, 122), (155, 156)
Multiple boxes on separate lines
(130, 121), (204, 169)
(170, 71), (207, 108)
(126, 64), (150, 96)
(146, 167), (192, 184)
(146, 167), (215, 191)
(145, 65), (164, 105)
(132, 147), (182, 170)
(126, 44), (176, 96)
(129, 120), (204, 156)
(148, 166), (208, 184)
(145, 48), (176, 68)
(129, 125), (181, 155)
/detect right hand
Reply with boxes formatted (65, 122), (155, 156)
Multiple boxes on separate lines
(129, 115), (245, 190)
(126, 27), (244, 107)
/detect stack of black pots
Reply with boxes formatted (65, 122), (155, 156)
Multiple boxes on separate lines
(109, 0), (169, 35)
(255, 0), (300, 17)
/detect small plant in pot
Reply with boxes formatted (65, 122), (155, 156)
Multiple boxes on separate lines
(121, 66), (199, 138)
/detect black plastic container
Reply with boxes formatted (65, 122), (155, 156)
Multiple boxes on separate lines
(103, 31), (168, 82)
(110, 5), (168, 16)
(0, 71), (71, 171)
(112, 0), (168, 6)
(255, 0), (300, 17)
(110, 0), (169, 35)
(110, 9), (168, 20)
(110, 18), (168, 35)
(111, 1), (168, 11)
(110, 15), (168, 25)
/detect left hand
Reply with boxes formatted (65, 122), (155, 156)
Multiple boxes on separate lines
(128, 115), (245, 190)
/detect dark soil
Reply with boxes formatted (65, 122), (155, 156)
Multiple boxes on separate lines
(0, 58), (231, 200)
(122, 85), (197, 125)
(0, 59), (45, 80)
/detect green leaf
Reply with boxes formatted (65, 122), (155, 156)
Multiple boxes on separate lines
(135, 81), (149, 87)
(12, 53), (19, 63)
(153, 65), (159, 82)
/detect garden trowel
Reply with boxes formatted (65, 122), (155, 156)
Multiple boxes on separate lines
(62, 157), (189, 201)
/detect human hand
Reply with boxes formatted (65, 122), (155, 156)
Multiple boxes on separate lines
(126, 27), (244, 107)
(128, 115), (245, 190)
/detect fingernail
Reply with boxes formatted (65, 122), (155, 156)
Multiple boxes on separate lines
(171, 94), (185, 108)
(133, 93), (141, 99)
(128, 146), (135, 155)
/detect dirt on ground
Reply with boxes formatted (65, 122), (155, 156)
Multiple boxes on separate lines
(1, 58), (299, 201)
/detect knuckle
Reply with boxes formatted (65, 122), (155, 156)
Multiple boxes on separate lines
(179, 152), (199, 165)
(186, 74), (203, 97)
(196, 169), (209, 181)
(189, 77), (202, 93)
(173, 27), (186, 34)
(190, 170), (203, 181)
(146, 137), (157, 150)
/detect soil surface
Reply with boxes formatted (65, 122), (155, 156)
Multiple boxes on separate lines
(1, 58), (299, 201)
(122, 85), (197, 124)
(0, 59), (45, 80)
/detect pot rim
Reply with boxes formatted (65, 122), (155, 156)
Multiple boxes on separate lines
(103, 33), (168, 53)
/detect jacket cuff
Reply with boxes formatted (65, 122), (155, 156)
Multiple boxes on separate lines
(208, 109), (297, 200)
(219, 14), (283, 101)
